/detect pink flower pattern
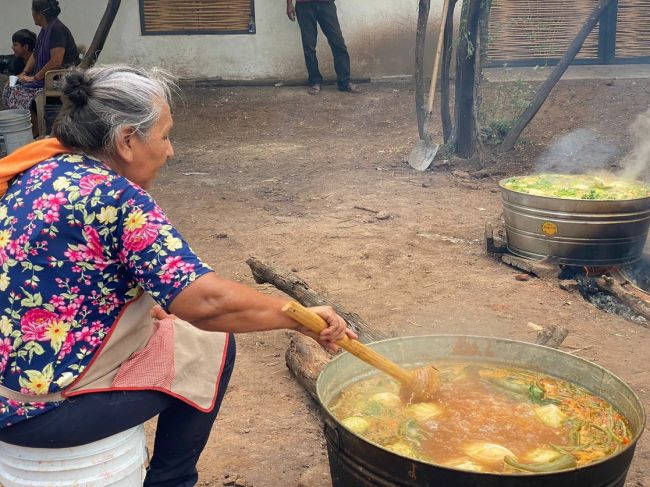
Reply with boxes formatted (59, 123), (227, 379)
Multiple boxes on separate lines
(0, 155), (212, 428)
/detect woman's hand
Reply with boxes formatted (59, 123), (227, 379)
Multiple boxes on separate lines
(18, 74), (35, 83)
(295, 306), (358, 353)
(150, 305), (177, 321)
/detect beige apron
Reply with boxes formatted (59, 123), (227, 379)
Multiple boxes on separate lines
(0, 292), (228, 412)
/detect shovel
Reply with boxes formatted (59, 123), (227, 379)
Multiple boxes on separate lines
(408, 0), (450, 171)
(282, 301), (441, 402)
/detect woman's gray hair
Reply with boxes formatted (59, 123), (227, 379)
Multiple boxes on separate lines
(53, 65), (177, 155)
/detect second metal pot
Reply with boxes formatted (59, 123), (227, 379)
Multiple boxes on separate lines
(499, 181), (650, 266)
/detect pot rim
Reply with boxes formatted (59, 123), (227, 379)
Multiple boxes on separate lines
(317, 334), (647, 477)
(498, 177), (650, 203)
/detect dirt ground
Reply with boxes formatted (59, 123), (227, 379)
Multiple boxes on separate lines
(0, 58), (647, 486)
(139, 76), (650, 487)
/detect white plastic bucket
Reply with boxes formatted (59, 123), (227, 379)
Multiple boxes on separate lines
(0, 109), (33, 155)
(0, 424), (147, 487)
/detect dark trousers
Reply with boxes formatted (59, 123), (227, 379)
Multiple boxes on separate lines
(296, 1), (351, 89)
(0, 334), (237, 487)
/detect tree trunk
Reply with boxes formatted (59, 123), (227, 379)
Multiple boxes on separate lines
(415, 0), (432, 140)
(454, 0), (482, 158)
(498, 0), (617, 153)
(441, 0), (458, 143)
(79, 0), (122, 69)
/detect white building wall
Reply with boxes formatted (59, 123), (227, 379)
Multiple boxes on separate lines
(1, 0), (447, 81)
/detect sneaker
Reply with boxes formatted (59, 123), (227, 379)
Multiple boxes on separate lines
(338, 83), (362, 94)
(307, 84), (321, 95)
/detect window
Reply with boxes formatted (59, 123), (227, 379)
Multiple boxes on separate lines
(139, 0), (255, 36)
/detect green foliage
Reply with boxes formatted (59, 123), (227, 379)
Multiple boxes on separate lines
(478, 77), (538, 146)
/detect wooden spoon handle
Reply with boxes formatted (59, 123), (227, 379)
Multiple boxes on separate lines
(282, 301), (413, 385)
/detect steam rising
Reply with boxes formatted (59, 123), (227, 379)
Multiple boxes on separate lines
(536, 129), (619, 175)
(620, 108), (650, 182)
(536, 109), (650, 182)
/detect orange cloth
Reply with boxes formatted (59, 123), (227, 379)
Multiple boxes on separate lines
(0, 138), (70, 198)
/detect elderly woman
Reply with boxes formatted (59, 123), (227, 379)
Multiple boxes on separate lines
(3, 0), (79, 135)
(0, 65), (355, 486)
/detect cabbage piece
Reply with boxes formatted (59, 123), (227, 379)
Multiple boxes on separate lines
(463, 442), (515, 464)
(369, 392), (401, 407)
(386, 442), (418, 458)
(523, 447), (562, 464)
(405, 402), (443, 422)
(399, 418), (429, 445)
(362, 392), (401, 416)
(341, 416), (370, 435)
(444, 458), (484, 472)
(534, 404), (567, 428)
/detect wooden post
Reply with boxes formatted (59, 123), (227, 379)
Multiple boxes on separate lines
(498, 0), (617, 153)
(415, 0), (432, 140)
(454, 0), (482, 158)
(441, 0), (458, 143)
(79, 0), (122, 69)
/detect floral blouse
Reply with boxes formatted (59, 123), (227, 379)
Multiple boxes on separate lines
(0, 154), (212, 428)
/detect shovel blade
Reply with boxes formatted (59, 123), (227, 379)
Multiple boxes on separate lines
(408, 139), (439, 171)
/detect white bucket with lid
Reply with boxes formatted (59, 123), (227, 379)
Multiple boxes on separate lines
(0, 424), (147, 486)
(0, 109), (33, 155)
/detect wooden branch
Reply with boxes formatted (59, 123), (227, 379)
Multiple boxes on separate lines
(246, 257), (390, 343)
(454, 0), (482, 159)
(595, 275), (650, 326)
(535, 325), (569, 349)
(79, 0), (122, 69)
(415, 0), (432, 140)
(285, 334), (330, 401)
(441, 0), (458, 143)
(246, 257), (391, 401)
(498, 0), (617, 153)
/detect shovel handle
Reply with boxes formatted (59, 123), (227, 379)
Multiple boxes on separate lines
(426, 0), (451, 116)
(282, 301), (414, 385)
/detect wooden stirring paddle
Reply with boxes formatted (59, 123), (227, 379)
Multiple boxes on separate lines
(282, 301), (441, 402)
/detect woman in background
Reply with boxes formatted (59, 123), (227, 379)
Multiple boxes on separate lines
(2, 0), (79, 136)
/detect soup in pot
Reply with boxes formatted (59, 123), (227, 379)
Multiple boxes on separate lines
(328, 362), (632, 474)
(502, 174), (650, 200)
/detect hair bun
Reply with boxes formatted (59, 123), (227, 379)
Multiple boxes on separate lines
(63, 71), (92, 108)
(50, 0), (62, 16)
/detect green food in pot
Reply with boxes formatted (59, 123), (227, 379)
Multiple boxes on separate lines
(502, 174), (650, 200)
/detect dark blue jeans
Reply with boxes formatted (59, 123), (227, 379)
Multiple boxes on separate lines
(0, 334), (236, 487)
(296, 1), (351, 89)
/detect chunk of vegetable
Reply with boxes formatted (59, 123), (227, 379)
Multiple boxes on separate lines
(523, 447), (562, 464)
(463, 442), (515, 464)
(341, 416), (370, 435)
(505, 454), (577, 473)
(535, 404), (567, 428)
(444, 458), (484, 472)
(405, 402), (443, 422)
(386, 442), (418, 458)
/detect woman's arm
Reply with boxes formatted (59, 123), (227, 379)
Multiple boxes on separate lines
(17, 54), (36, 81)
(32, 47), (65, 82)
(169, 272), (356, 351)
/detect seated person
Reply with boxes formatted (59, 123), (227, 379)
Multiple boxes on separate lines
(10, 29), (37, 76)
(2, 0), (79, 136)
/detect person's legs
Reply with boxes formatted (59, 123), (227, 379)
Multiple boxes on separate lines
(296, 2), (323, 88)
(316, 2), (351, 90)
(143, 334), (237, 487)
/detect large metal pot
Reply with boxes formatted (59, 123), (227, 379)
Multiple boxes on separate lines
(499, 181), (650, 266)
(317, 335), (645, 487)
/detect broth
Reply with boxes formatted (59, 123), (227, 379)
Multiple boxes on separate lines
(328, 362), (632, 474)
